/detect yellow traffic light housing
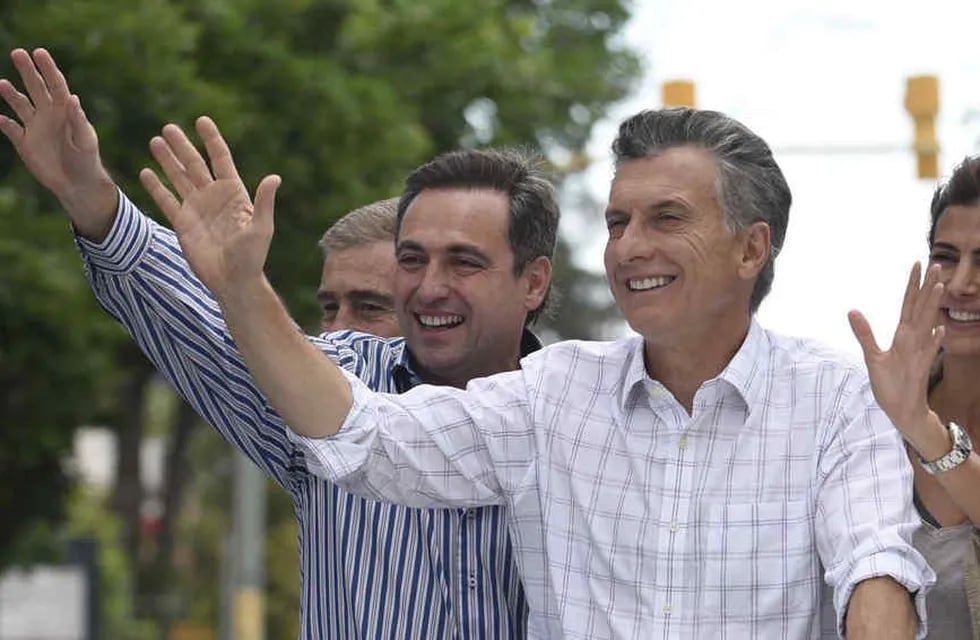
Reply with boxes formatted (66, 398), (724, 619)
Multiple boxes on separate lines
(662, 80), (696, 108)
(904, 75), (940, 180)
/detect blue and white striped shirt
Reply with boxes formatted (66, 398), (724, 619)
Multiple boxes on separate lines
(76, 192), (528, 639)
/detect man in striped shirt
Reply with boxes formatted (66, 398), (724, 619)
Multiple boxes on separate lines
(0, 47), (556, 638)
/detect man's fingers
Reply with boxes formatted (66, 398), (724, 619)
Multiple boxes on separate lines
(11, 48), (51, 108)
(0, 113), (24, 146)
(149, 136), (197, 199)
(196, 116), (240, 181)
(139, 168), (185, 231)
(848, 309), (882, 362)
(68, 95), (98, 152)
(253, 174), (282, 232)
(0, 79), (36, 123)
(898, 262), (921, 325)
(33, 49), (70, 104)
(161, 123), (213, 188)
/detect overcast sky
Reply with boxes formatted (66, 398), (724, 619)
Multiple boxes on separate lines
(568, 0), (980, 354)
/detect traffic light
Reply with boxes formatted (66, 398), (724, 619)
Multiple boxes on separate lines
(904, 75), (940, 179)
(662, 80), (696, 108)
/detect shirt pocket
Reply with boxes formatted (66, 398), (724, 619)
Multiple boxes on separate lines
(696, 499), (818, 621)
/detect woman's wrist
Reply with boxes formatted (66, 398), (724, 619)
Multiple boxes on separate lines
(905, 411), (953, 462)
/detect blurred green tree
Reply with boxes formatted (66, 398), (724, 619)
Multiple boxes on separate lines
(0, 0), (639, 635)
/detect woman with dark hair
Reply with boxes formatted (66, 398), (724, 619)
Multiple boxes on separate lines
(849, 155), (980, 637)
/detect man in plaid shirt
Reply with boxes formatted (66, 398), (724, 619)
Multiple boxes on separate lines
(120, 103), (937, 637)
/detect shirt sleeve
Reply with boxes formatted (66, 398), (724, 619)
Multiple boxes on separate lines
(815, 377), (935, 639)
(75, 190), (363, 490)
(290, 365), (538, 509)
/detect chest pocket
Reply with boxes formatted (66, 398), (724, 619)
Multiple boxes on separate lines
(695, 500), (819, 622)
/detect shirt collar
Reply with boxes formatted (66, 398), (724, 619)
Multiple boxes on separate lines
(715, 318), (768, 410)
(393, 328), (544, 392)
(620, 318), (769, 410)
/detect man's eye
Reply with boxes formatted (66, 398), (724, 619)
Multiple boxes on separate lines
(398, 254), (424, 267)
(606, 219), (626, 237)
(359, 303), (391, 315)
(930, 253), (956, 264)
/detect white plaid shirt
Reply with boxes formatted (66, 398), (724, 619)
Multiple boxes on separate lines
(295, 320), (933, 639)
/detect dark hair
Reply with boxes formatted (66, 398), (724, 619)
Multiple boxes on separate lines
(928, 155), (980, 247)
(396, 148), (560, 324)
(611, 107), (792, 313)
(318, 197), (399, 258)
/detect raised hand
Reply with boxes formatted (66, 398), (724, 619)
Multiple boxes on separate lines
(139, 116), (281, 297)
(848, 262), (945, 440)
(0, 48), (117, 238)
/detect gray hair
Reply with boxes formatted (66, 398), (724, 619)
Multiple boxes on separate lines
(611, 108), (792, 312)
(319, 197), (400, 257)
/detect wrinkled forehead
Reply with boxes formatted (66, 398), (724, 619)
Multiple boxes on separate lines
(607, 148), (722, 210)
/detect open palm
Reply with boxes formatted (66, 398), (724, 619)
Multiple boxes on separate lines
(0, 48), (115, 229)
(849, 262), (944, 435)
(139, 116), (281, 296)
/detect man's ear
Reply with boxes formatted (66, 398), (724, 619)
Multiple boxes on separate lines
(737, 221), (771, 280)
(522, 256), (553, 313)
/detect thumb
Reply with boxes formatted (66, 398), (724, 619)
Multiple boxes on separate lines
(253, 174), (281, 234)
(847, 310), (881, 362)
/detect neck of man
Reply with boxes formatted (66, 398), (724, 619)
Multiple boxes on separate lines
(931, 354), (980, 437)
(642, 313), (752, 414)
(415, 354), (523, 390)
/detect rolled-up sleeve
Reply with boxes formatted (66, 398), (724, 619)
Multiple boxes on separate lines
(816, 380), (934, 638)
(289, 366), (538, 509)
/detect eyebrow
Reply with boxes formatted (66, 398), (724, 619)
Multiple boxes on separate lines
(932, 242), (980, 258)
(605, 198), (688, 219)
(316, 289), (394, 305)
(397, 240), (492, 264)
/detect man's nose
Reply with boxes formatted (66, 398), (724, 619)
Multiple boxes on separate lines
(416, 265), (451, 301)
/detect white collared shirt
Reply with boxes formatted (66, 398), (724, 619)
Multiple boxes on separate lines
(295, 321), (933, 639)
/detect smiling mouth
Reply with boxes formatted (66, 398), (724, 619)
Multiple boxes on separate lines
(417, 314), (464, 329)
(627, 276), (675, 292)
(946, 309), (980, 323)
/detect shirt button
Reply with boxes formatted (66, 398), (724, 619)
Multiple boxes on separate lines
(678, 437), (688, 450)
(670, 521), (679, 533)
(468, 575), (477, 589)
(467, 509), (476, 519)
(663, 604), (672, 616)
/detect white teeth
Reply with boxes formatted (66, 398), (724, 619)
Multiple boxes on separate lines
(628, 276), (673, 291)
(418, 314), (463, 328)
(948, 309), (980, 322)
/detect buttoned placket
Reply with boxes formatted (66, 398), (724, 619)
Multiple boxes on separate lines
(460, 507), (484, 635)
(648, 381), (695, 628)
